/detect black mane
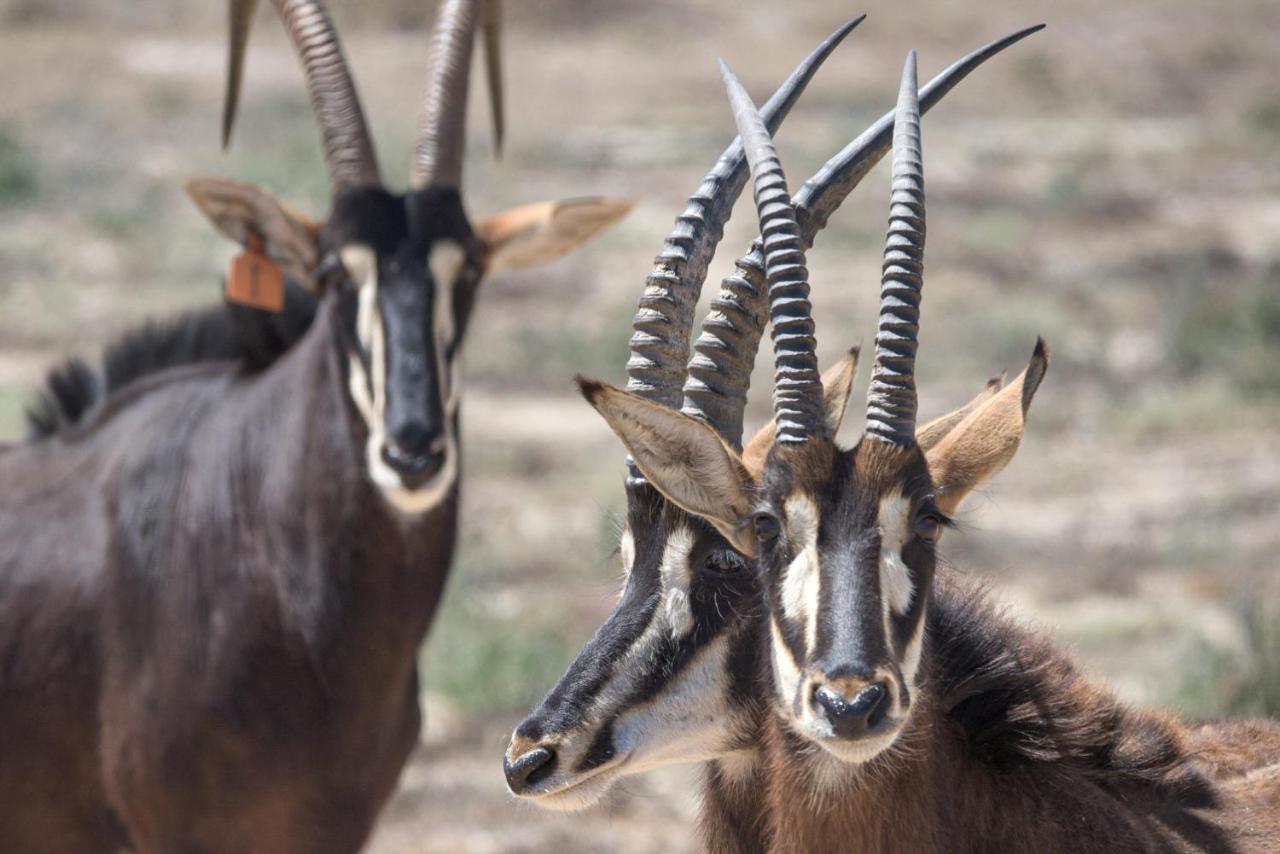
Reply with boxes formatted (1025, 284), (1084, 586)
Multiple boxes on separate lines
(25, 288), (317, 440)
(928, 574), (1213, 804)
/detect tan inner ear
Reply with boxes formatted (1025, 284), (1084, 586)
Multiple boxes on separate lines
(579, 378), (759, 555)
(743, 346), (859, 474)
(185, 177), (322, 288)
(477, 196), (632, 273)
(926, 340), (1049, 515)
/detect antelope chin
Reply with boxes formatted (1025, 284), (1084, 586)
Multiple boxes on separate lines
(512, 753), (632, 813)
(811, 723), (905, 765)
(365, 434), (458, 514)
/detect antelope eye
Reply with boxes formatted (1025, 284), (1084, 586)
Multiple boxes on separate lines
(704, 550), (746, 574)
(754, 513), (780, 545)
(914, 513), (942, 543)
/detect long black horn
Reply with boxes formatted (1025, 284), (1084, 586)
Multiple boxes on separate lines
(225, 1), (382, 191)
(682, 24), (1043, 447)
(865, 50), (924, 444)
(721, 61), (824, 443)
(411, 0), (483, 190)
(625, 16), (863, 412)
(483, 0), (504, 155)
(222, 0), (258, 149)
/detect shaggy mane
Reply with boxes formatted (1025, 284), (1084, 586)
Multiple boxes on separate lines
(928, 575), (1212, 804)
(25, 294), (315, 440)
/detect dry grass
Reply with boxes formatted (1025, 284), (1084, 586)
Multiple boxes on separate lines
(2, 1), (1279, 850)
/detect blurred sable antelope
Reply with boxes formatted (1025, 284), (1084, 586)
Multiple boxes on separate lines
(0, 0), (625, 851)
(508, 30), (1280, 854)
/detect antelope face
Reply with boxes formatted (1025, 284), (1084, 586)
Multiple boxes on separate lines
(756, 437), (941, 764)
(331, 187), (482, 513)
(504, 481), (762, 811)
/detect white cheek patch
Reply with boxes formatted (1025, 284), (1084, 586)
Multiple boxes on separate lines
(899, 605), (927, 691)
(770, 617), (804, 720)
(659, 526), (695, 638)
(781, 494), (821, 654)
(878, 492), (914, 617)
(619, 527), (636, 580)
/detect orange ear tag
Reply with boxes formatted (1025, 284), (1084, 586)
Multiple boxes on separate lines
(226, 235), (285, 312)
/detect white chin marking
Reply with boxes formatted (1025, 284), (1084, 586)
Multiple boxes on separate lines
(365, 437), (459, 514)
(517, 766), (623, 813)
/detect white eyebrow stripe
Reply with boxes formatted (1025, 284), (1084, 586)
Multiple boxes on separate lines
(659, 525), (696, 638)
(781, 494), (821, 654)
(878, 491), (914, 618)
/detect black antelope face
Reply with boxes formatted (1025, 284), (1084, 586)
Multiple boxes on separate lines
(570, 342), (1047, 774)
(756, 437), (943, 765)
(329, 187), (482, 511)
(185, 177), (631, 514)
(504, 482), (763, 810)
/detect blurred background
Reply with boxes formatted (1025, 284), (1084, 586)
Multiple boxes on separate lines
(1, 0), (1278, 850)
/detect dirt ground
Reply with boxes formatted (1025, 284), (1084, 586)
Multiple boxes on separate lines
(1, 0), (1279, 850)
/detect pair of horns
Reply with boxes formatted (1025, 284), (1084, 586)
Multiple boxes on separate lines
(625, 22), (1043, 456)
(223, 0), (501, 193)
(728, 51), (923, 445)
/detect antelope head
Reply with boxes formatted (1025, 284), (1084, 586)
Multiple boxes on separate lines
(505, 23), (1045, 807)
(583, 52), (1048, 772)
(185, 0), (629, 513)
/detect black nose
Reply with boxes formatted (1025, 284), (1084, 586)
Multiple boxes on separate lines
(381, 439), (445, 481)
(390, 419), (434, 457)
(812, 681), (891, 740)
(504, 746), (557, 795)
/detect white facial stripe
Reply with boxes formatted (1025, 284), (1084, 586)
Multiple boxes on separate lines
(770, 617), (804, 720)
(430, 240), (463, 408)
(878, 492), (915, 617)
(781, 494), (821, 654)
(343, 242), (459, 515)
(659, 526), (695, 638)
(899, 604), (927, 692)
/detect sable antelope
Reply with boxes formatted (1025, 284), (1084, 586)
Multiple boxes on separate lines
(504, 19), (1044, 849)
(0, 1), (626, 851)
(511, 42), (1280, 854)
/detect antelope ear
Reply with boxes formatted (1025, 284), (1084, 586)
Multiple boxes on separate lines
(577, 377), (759, 555)
(185, 177), (323, 288)
(743, 346), (860, 474)
(917, 370), (1006, 451)
(477, 197), (633, 273)
(926, 338), (1050, 515)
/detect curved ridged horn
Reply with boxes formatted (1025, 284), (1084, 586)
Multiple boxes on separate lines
(625, 16), (863, 411)
(483, 0), (504, 155)
(224, 0), (382, 190)
(411, 0), (483, 190)
(865, 50), (924, 445)
(683, 24), (1043, 446)
(222, 0), (258, 149)
(720, 61), (824, 443)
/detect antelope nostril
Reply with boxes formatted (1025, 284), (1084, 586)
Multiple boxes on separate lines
(390, 419), (433, 456)
(504, 746), (557, 795)
(812, 681), (891, 740)
(381, 443), (445, 481)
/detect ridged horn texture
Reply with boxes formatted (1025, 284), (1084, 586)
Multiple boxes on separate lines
(222, 0), (258, 149)
(683, 24), (1043, 447)
(269, 0), (381, 191)
(411, 0), (482, 190)
(866, 50), (925, 445)
(626, 16), (863, 412)
(720, 60), (824, 443)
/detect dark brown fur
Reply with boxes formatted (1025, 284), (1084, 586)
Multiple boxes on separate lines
(759, 572), (1280, 853)
(0, 297), (454, 853)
